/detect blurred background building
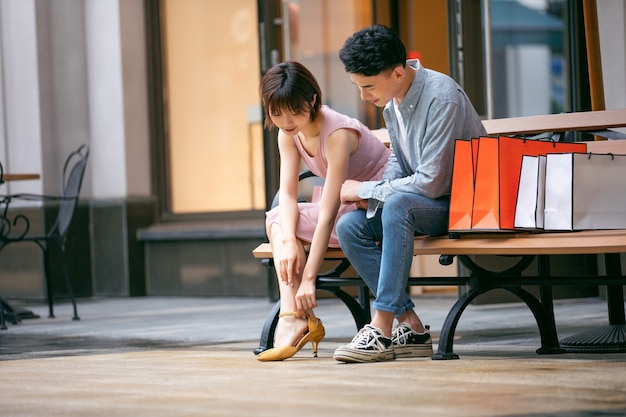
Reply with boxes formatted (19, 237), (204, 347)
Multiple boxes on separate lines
(0, 0), (624, 302)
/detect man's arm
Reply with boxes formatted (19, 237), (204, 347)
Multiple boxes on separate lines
(359, 102), (461, 201)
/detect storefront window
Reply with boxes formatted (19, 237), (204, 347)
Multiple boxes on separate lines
(156, 0), (450, 215)
(160, 0), (265, 213)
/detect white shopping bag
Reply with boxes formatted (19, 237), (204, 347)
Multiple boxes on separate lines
(514, 155), (546, 229)
(544, 152), (626, 230)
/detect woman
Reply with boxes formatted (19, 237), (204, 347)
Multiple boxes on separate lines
(257, 62), (390, 361)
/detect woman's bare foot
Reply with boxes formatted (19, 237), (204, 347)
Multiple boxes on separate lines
(274, 315), (309, 347)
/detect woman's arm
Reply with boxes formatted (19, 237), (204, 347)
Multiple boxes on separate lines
(295, 128), (359, 312)
(273, 131), (305, 285)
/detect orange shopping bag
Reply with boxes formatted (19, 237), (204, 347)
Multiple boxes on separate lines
(471, 136), (587, 231)
(448, 139), (479, 232)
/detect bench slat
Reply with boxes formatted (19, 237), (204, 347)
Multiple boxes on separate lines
(412, 230), (626, 256)
(253, 230), (626, 259)
(253, 243), (345, 259)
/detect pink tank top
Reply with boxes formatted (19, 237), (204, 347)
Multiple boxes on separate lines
(294, 106), (390, 181)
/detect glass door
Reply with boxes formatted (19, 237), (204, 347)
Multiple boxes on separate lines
(488, 0), (568, 118)
(279, 0), (374, 123)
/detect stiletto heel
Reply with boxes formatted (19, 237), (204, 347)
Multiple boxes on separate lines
(308, 315), (324, 357)
(257, 312), (325, 361)
(311, 339), (320, 357)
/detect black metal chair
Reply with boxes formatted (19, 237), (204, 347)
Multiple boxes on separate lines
(0, 144), (89, 325)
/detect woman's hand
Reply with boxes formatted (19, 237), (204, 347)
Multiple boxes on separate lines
(276, 240), (301, 287)
(295, 279), (317, 316)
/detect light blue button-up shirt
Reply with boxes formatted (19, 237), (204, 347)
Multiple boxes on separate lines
(359, 60), (487, 217)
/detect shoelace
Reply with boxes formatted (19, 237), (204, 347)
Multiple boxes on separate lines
(392, 325), (413, 345)
(350, 325), (384, 349)
(393, 324), (431, 345)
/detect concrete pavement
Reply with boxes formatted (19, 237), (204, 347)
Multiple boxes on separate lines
(1, 294), (626, 416)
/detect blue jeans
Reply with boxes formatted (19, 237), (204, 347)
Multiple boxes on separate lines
(336, 192), (449, 316)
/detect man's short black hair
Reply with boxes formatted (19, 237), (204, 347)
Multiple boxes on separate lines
(339, 24), (407, 76)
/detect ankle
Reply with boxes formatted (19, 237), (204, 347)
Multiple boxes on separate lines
(371, 311), (395, 338)
(398, 320), (425, 333)
(370, 321), (392, 338)
(274, 315), (308, 347)
(397, 311), (425, 333)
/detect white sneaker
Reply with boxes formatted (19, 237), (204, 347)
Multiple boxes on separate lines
(333, 324), (396, 363)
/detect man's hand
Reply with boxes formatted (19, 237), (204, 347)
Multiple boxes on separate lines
(355, 199), (368, 210)
(340, 179), (363, 204)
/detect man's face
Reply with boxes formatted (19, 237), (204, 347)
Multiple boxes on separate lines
(349, 66), (404, 107)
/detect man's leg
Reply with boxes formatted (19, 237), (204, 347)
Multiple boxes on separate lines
(372, 193), (449, 330)
(334, 193), (448, 362)
(334, 210), (397, 362)
(336, 209), (384, 295)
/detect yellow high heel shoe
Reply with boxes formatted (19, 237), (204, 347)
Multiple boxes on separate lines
(257, 312), (325, 361)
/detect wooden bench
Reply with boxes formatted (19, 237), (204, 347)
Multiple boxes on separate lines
(253, 109), (626, 359)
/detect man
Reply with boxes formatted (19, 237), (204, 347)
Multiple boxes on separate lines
(333, 24), (487, 363)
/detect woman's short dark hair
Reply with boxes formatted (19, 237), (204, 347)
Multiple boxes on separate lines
(339, 24), (406, 76)
(260, 61), (322, 129)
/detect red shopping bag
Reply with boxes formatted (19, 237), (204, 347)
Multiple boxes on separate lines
(448, 139), (479, 232)
(471, 136), (587, 231)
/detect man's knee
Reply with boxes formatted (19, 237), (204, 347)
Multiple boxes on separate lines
(381, 193), (410, 219)
(336, 211), (356, 242)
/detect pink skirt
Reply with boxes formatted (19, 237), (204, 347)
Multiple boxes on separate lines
(267, 162), (386, 248)
(265, 187), (358, 248)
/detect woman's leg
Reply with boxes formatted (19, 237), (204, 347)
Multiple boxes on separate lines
(267, 222), (309, 347)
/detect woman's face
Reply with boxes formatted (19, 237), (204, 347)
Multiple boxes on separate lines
(270, 108), (311, 136)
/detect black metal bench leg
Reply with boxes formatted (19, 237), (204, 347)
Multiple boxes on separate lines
(0, 294), (7, 330)
(505, 286), (564, 355)
(433, 284), (565, 360)
(432, 287), (485, 360)
(322, 287), (368, 331)
(253, 300), (281, 355)
(605, 253), (625, 327)
(357, 286), (371, 323)
(560, 253), (626, 352)
(534, 255), (564, 354)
